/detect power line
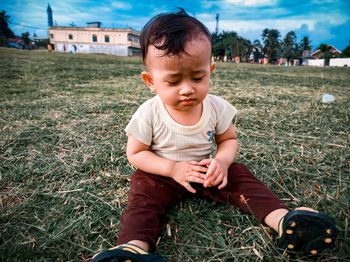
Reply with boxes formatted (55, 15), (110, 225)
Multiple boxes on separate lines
(9, 21), (46, 30)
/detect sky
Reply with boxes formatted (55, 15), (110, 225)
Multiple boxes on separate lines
(1, 0), (350, 51)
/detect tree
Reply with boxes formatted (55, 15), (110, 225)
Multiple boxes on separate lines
(300, 36), (311, 51)
(21, 32), (31, 45)
(341, 41), (350, 58)
(318, 43), (336, 66)
(298, 36), (312, 58)
(212, 31), (252, 62)
(282, 31), (298, 62)
(261, 28), (281, 63)
(0, 10), (15, 38)
(318, 44), (332, 58)
(222, 31), (238, 60)
(236, 37), (252, 62)
(252, 39), (263, 62)
(212, 32), (225, 60)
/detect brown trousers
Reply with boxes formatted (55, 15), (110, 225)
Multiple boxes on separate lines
(117, 163), (287, 252)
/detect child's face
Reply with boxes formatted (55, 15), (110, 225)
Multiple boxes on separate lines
(141, 36), (215, 113)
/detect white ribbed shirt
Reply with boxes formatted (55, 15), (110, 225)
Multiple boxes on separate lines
(125, 94), (237, 162)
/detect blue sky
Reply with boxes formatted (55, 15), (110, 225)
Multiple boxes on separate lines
(2, 0), (350, 50)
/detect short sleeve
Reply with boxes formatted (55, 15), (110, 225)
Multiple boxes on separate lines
(124, 103), (153, 145)
(212, 96), (238, 135)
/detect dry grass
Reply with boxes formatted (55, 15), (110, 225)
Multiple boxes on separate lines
(0, 48), (349, 261)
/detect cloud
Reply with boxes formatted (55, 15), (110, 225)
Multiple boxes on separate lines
(199, 11), (315, 33)
(111, 1), (132, 10)
(224, 0), (277, 6)
(295, 19), (350, 50)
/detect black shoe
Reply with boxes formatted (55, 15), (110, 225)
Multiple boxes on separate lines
(92, 244), (167, 262)
(278, 210), (337, 256)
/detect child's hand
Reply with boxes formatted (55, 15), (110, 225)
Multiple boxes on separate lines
(170, 161), (208, 193)
(198, 159), (228, 189)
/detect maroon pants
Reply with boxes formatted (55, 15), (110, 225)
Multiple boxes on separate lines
(117, 163), (287, 252)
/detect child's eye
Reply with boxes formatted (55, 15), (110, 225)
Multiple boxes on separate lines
(193, 77), (204, 82)
(167, 81), (179, 86)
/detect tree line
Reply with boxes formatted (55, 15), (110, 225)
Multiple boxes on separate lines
(212, 28), (350, 63)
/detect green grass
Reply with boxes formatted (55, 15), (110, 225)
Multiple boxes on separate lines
(0, 48), (349, 261)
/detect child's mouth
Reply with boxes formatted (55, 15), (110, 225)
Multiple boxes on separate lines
(180, 98), (194, 105)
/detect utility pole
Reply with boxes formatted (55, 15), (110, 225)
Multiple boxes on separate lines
(215, 13), (219, 34)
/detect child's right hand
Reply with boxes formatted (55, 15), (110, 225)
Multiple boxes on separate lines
(170, 161), (208, 193)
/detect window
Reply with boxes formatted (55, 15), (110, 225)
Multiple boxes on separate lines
(92, 34), (98, 42)
(128, 34), (139, 43)
(50, 33), (54, 39)
(68, 34), (73, 40)
(104, 35), (110, 43)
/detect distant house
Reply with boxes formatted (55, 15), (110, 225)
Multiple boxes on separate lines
(302, 50), (312, 59)
(311, 45), (341, 59)
(48, 22), (140, 56)
(248, 46), (266, 63)
(6, 37), (34, 49)
(7, 37), (23, 45)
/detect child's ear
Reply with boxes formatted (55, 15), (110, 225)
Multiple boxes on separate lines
(141, 71), (155, 92)
(210, 63), (216, 73)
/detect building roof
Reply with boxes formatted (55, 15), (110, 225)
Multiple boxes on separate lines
(48, 26), (139, 35)
(311, 45), (342, 56)
(7, 37), (23, 43)
(86, 22), (102, 28)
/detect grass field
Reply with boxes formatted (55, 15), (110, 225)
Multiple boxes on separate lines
(0, 48), (349, 261)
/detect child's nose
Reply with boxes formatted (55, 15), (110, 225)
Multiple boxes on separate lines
(179, 83), (194, 95)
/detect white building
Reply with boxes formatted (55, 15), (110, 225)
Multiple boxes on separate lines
(48, 22), (140, 56)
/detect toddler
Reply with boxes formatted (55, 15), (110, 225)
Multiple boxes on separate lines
(93, 9), (337, 262)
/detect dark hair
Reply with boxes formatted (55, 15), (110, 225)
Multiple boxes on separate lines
(139, 8), (212, 63)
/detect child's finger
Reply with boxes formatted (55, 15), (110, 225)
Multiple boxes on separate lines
(204, 170), (219, 187)
(192, 170), (206, 179)
(209, 172), (222, 186)
(218, 175), (228, 190)
(205, 161), (217, 178)
(197, 159), (211, 166)
(188, 173), (205, 184)
(184, 182), (196, 193)
(193, 164), (208, 174)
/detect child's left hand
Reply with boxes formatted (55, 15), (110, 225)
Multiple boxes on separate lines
(197, 158), (228, 189)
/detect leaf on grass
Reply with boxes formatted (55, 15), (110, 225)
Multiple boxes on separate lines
(314, 182), (321, 196)
(304, 188), (312, 198)
(166, 223), (172, 237)
(335, 189), (340, 200)
(252, 242), (263, 260)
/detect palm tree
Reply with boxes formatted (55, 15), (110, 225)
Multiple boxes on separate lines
(300, 36), (311, 51)
(0, 10), (15, 38)
(318, 43), (333, 66)
(212, 31), (252, 62)
(222, 31), (238, 60)
(298, 36), (312, 59)
(252, 39), (263, 62)
(237, 37), (252, 62)
(282, 31), (297, 63)
(262, 28), (281, 63)
(212, 32), (225, 61)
